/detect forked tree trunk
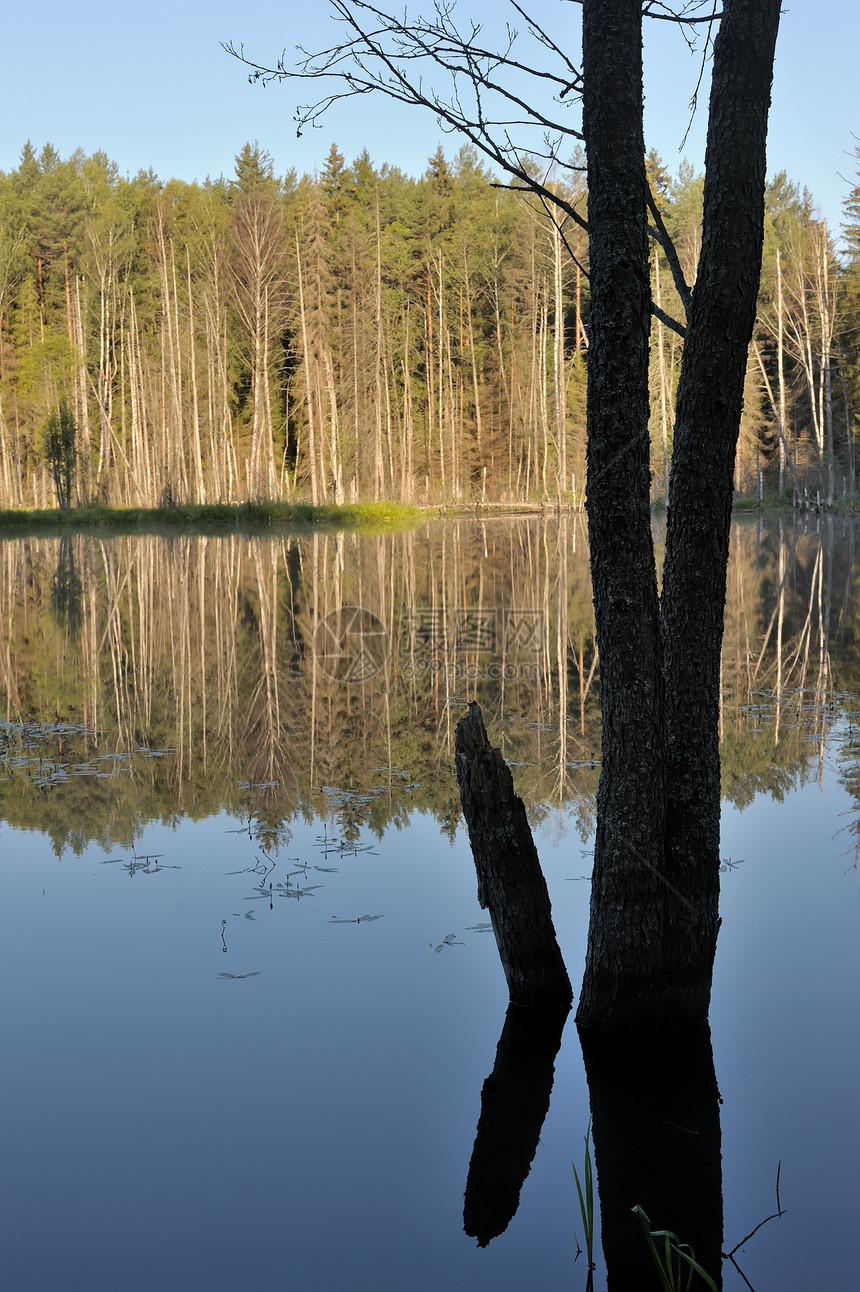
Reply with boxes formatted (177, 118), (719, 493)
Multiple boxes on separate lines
(577, 0), (781, 1031)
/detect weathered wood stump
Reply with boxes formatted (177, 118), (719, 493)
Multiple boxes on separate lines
(455, 702), (572, 1010)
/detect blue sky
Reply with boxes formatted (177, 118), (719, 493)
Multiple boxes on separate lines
(3, 2), (858, 239)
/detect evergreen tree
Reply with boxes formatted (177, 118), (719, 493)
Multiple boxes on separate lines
(320, 143), (349, 226)
(42, 398), (77, 509)
(841, 141), (860, 260)
(839, 143), (860, 471)
(233, 141), (276, 196)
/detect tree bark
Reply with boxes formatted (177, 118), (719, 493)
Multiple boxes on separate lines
(577, 0), (667, 1030)
(658, 0), (781, 1025)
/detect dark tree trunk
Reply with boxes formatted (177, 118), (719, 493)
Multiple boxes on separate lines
(659, 0), (782, 1018)
(455, 703), (572, 1010)
(577, 0), (667, 1029)
(577, 0), (781, 1031)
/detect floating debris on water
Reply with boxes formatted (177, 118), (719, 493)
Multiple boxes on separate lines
(329, 914), (384, 924)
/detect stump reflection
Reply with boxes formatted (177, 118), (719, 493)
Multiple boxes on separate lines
(464, 1003), (569, 1247)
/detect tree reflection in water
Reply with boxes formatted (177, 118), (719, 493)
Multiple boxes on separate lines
(2, 515), (854, 858)
(579, 1024), (723, 1291)
(464, 1004), (569, 1248)
(462, 1007), (789, 1289)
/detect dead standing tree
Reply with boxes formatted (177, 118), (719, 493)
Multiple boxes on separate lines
(230, 0), (782, 1030)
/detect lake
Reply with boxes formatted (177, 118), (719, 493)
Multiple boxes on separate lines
(1, 515), (858, 1290)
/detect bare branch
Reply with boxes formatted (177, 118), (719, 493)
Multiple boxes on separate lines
(651, 300), (686, 338)
(227, 0), (707, 334)
(225, 0), (586, 204)
(491, 163), (589, 237)
(677, 1), (720, 148)
(563, 0), (724, 22)
(646, 182), (693, 318)
(643, 1), (723, 23)
(513, 180), (591, 280)
(507, 2), (582, 94)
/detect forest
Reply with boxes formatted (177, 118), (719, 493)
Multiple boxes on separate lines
(0, 137), (859, 510)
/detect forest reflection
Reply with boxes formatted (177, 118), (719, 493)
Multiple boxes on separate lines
(0, 514), (858, 860)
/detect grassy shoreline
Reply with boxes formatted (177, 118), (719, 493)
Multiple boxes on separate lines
(0, 493), (815, 535)
(0, 500), (425, 535)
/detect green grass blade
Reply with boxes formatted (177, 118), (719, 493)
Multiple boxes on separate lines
(572, 1119), (595, 1264)
(673, 1246), (719, 1291)
(631, 1208), (718, 1292)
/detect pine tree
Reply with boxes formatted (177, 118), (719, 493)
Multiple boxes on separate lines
(42, 398), (77, 509)
(233, 141), (276, 196)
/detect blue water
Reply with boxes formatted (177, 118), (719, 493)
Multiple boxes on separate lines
(1, 740), (858, 1290)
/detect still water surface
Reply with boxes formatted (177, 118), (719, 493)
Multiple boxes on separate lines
(1, 516), (858, 1290)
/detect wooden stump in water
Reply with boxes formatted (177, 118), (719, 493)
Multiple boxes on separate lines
(454, 702), (572, 1010)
